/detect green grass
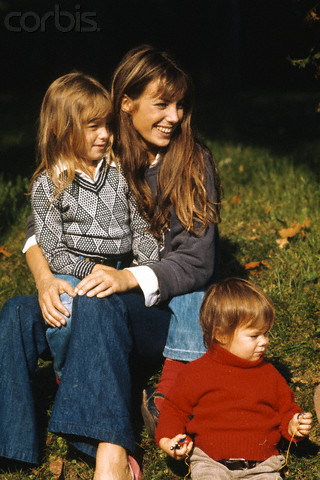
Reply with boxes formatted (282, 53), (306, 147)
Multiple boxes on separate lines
(0, 90), (320, 479)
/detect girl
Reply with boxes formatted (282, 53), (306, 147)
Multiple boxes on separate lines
(30, 72), (159, 379)
(156, 278), (312, 480)
(0, 46), (221, 480)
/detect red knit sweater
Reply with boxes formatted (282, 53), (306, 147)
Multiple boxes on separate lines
(156, 344), (302, 461)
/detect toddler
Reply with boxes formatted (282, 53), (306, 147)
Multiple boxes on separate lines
(156, 277), (312, 479)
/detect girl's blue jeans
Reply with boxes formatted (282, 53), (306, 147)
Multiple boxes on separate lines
(46, 275), (80, 379)
(0, 287), (206, 464)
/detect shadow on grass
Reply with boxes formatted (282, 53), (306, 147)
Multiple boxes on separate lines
(288, 438), (320, 458)
(217, 236), (248, 281)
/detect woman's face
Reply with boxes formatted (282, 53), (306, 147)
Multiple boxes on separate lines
(122, 79), (184, 162)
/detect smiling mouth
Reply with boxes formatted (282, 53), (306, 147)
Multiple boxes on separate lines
(156, 126), (173, 134)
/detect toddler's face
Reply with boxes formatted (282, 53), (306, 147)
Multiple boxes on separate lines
(223, 324), (270, 361)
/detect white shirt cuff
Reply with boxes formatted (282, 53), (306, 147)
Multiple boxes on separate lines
(22, 234), (37, 253)
(126, 266), (160, 307)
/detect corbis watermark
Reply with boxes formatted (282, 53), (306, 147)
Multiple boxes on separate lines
(4, 4), (99, 33)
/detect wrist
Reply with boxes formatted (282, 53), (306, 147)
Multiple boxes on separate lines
(35, 269), (55, 290)
(123, 269), (139, 289)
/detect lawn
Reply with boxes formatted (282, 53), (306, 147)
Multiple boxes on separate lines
(0, 89), (319, 479)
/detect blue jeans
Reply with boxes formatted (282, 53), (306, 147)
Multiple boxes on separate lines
(0, 296), (48, 464)
(0, 292), (170, 463)
(46, 275), (80, 379)
(165, 290), (206, 361)
(164, 230), (220, 362)
(0, 288), (206, 463)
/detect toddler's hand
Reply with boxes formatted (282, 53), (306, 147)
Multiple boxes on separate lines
(159, 434), (193, 459)
(288, 412), (312, 438)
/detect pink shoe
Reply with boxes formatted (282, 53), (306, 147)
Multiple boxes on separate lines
(128, 456), (143, 480)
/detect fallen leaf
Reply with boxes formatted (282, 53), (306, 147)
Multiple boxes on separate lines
(245, 261), (262, 270)
(278, 223), (301, 239)
(0, 246), (12, 257)
(276, 238), (289, 249)
(244, 260), (272, 271)
(265, 206), (272, 215)
(277, 218), (310, 244)
(238, 165), (244, 173)
(49, 457), (63, 479)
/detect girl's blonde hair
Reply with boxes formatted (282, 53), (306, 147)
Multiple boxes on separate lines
(31, 72), (113, 196)
(200, 278), (275, 349)
(111, 45), (222, 237)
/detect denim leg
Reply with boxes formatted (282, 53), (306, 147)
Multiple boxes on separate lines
(120, 292), (170, 360)
(49, 292), (170, 458)
(0, 296), (47, 464)
(49, 293), (135, 456)
(46, 275), (80, 379)
(163, 290), (206, 361)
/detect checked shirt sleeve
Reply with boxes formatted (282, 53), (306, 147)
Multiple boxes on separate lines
(31, 174), (95, 278)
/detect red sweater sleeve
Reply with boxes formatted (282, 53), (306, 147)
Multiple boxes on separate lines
(155, 360), (204, 444)
(270, 364), (302, 441)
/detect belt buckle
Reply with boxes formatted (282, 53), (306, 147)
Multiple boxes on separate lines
(223, 458), (253, 471)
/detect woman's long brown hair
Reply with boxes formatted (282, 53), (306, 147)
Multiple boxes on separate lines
(111, 45), (222, 237)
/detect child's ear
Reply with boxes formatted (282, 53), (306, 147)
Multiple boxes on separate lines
(121, 95), (134, 114)
(214, 327), (227, 344)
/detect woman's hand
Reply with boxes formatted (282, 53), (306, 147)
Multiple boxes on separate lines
(74, 265), (139, 298)
(37, 274), (76, 327)
(288, 412), (312, 438)
(159, 434), (193, 459)
(26, 244), (76, 327)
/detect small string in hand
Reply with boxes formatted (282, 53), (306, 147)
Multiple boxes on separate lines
(171, 436), (192, 479)
(184, 452), (191, 480)
(278, 412), (306, 471)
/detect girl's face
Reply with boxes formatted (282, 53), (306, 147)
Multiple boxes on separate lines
(122, 79), (184, 162)
(83, 117), (110, 164)
(221, 323), (270, 362)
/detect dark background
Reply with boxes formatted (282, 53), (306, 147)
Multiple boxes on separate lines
(1, 0), (319, 177)
(1, 0), (319, 92)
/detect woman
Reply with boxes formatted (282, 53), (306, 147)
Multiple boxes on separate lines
(0, 45), (221, 480)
